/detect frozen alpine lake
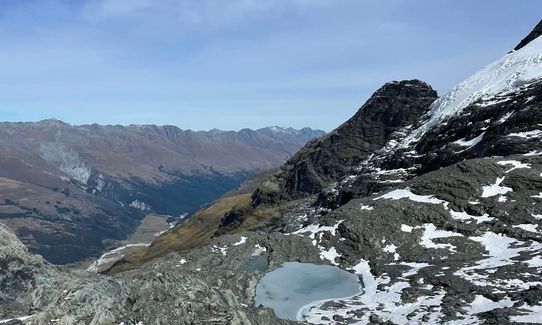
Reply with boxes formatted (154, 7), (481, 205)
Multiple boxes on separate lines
(254, 262), (362, 320)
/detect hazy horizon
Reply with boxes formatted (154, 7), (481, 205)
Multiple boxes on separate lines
(0, 0), (540, 131)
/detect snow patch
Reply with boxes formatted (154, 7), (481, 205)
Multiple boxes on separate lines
(513, 224), (539, 232)
(507, 129), (542, 139)
(211, 245), (228, 256)
(498, 111), (514, 123)
(419, 224), (463, 253)
(497, 160), (531, 173)
(453, 132), (485, 147)
(252, 244), (267, 256)
(0, 316), (34, 324)
(374, 188), (445, 205)
(319, 247), (340, 265)
(401, 224), (414, 233)
(510, 303), (542, 323)
(450, 210), (494, 224)
(481, 177), (513, 197)
(233, 236), (247, 246)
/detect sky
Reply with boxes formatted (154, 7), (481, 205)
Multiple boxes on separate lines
(0, 0), (540, 131)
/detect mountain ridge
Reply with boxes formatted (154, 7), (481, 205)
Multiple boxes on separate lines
(0, 121), (323, 264)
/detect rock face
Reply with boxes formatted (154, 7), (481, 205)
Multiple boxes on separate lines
(514, 19), (542, 51)
(2, 18), (542, 325)
(0, 122), (323, 264)
(252, 80), (438, 205)
(0, 219), (315, 324)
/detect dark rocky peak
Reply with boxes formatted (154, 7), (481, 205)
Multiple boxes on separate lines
(251, 79), (437, 205)
(316, 19), (542, 209)
(514, 19), (542, 51)
(320, 77), (542, 210)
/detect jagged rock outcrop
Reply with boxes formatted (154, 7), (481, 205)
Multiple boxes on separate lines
(319, 23), (542, 209)
(0, 217), (315, 324)
(514, 19), (542, 50)
(252, 80), (438, 205)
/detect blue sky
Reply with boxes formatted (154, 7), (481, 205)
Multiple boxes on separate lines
(0, 0), (540, 131)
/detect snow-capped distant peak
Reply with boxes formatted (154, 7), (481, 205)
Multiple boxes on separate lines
(267, 126), (293, 133)
(401, 34), (542, 147)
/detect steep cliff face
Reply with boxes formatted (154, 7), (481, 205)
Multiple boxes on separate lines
(319, 27), (542, 209)
(514, 19), (542, 51)
(252, 80), (438, 205)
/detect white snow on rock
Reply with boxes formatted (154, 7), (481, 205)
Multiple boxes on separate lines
(290, 221), (345, 265)
(453, 132), (485, 147)
(469, 232), (524, 269)
(211, 245), (228, 256)
(498, 111), (514, 124)
(290, 220), (344, 245)
(383, 244), (400, 261)
(510, 303), (542, 323)
(319, 247), (340, 265)
(233, 236), (247, 246)
(401, 224), (414, 233)
(455, 232), (542, 289)
(302, 259), (446, 324)
(252, 244), (267, 256)
(0, 316), (34, 324)
(513, 224), (539, 232)
(525, 255), (542, 268)
(481, 177), (513, 197)
(393, 262), (431, 277)
(523, 150), (542, 156)
(374, 188), (445, 205)
(360, 204), (374, 211)
(507, 129), (542, 139)
(401, 34), (542, 147)
(419, 224), (463, 253)
(467, 295), (514, 315)
(497, 160), (531, 173)
(447, 295), (515, 324)
(449, 210), (494, 224)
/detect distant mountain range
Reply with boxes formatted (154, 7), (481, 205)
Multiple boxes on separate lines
(0, 120), (324, 264)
